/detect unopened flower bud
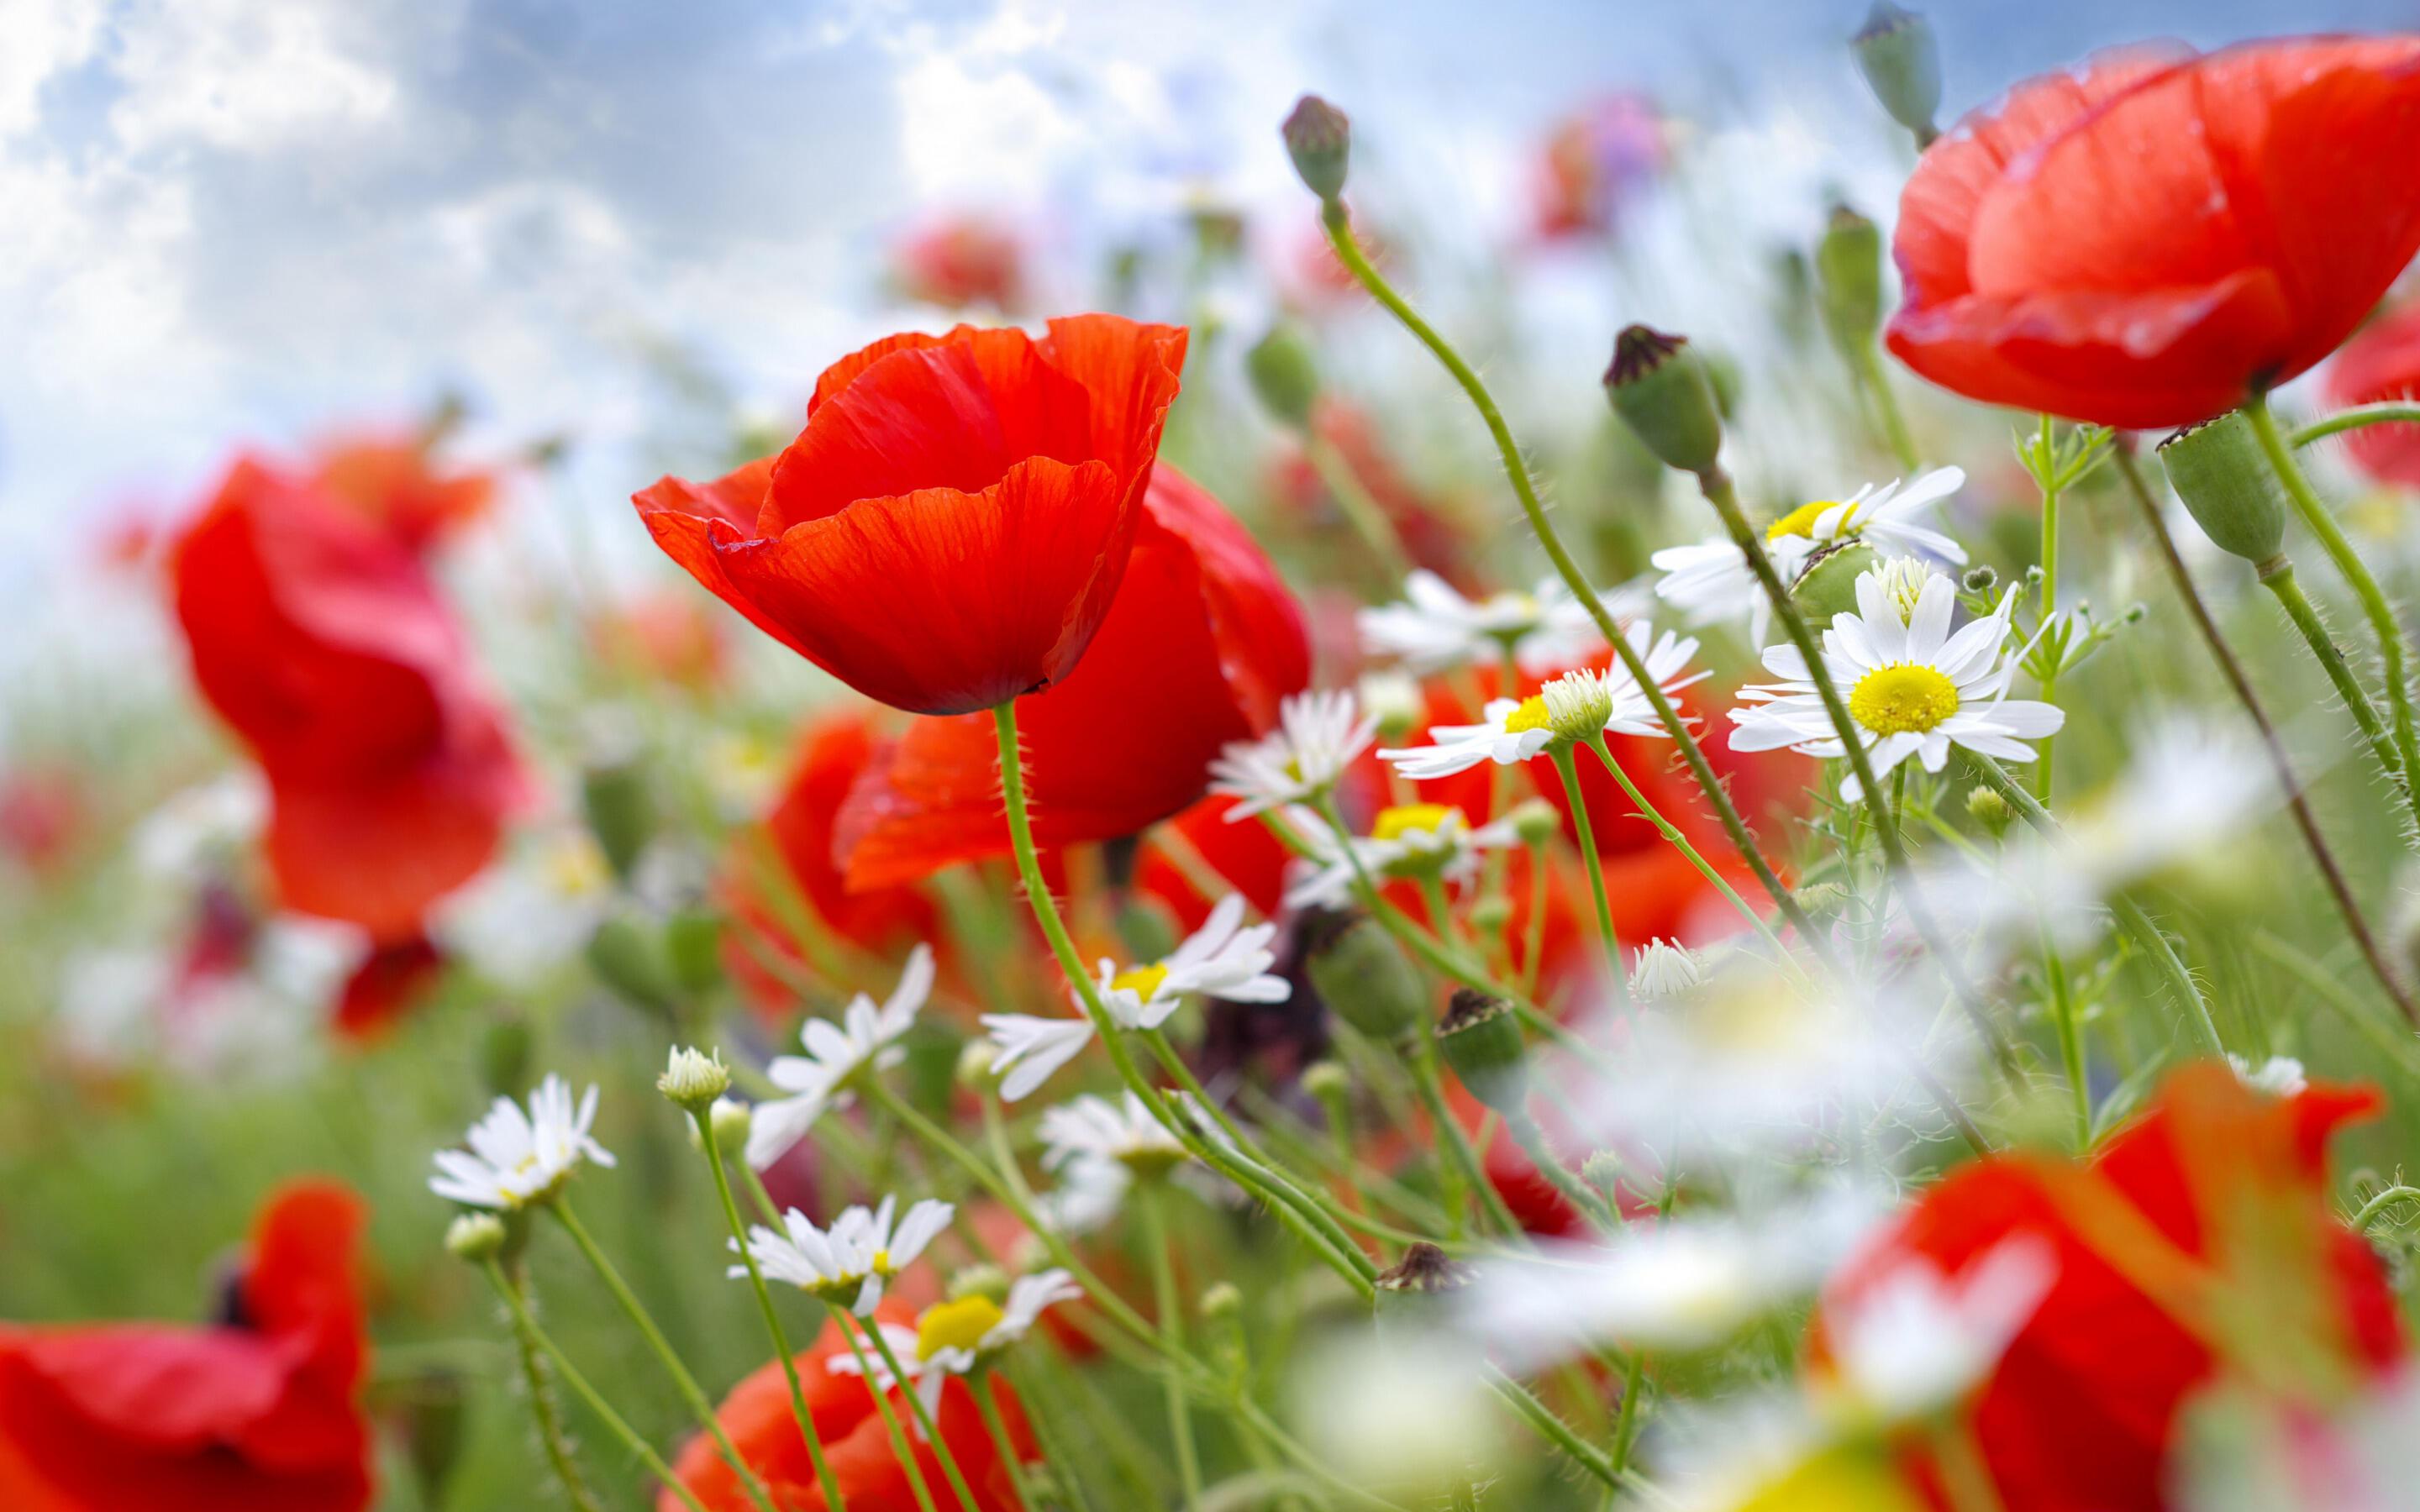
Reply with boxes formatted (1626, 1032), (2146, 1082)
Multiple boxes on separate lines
(1282, 95), (1352, 203)
(1506, 796), (1562, 848)
(1468, 894), (1513, 937)
(1374, 1241), (1476, 1336)
(657, 1046), (730, 1110)
(2159, 413), (2289, 568)
(1360, 669), (1424, 744)
(1627, 939), (1705, 1001)
(709, 1097), (752, 1147)
(1852, 2), (1944, 142)
(1436, 989), (1528, 1115)
(949, 1263), (1010, 1305)
(1580, 1149), (1626, 1194)
(586, 914), (677, 1016)
(1789, 542), (1881, 625)
(956, 1037), (999, 1088)
(1306, 911), (1428, 1045)
(581, 757), (655, 882)
(662, 908), (724, 996)
(1962, 564), (1999, 594)
(1604, 326), (1725, 478)
(1541, 669), (1614, 744)
(1965, 784), (2013, 838)
(1247, 323), (1323, 429)
(1302, 1058), (1351, 1105)
(1814, 204), (1884, 354)
(445, 1212), (508, 1264)
(1201, 1280), (1244, 1320)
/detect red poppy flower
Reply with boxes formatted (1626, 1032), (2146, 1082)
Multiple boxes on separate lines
(634, 316), (1189, 716)
(310, 435), (497, 554)
(332, 932), (446, 1038)
(1890, 37), (2420, 428)
(892, 216), (1027, 312)
(1812, 1063), (2403, 1512)
(2326, 300), (2420, 486)
(0, 1180), (373, 1512)
(833, 464), (1310, 890)
(171, 459), (526, 944)
(663, 1305), (1034, 1512)
(723, 712), (943, 1021)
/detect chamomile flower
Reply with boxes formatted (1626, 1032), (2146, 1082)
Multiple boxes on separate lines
(1378, 622), (1705, 780)
(1728, 566), (2062, 803)
(747, 945), (935, 1168)
(1652, 465), (1968, 640)
(1210, 690), (1377, 820)
(980, 1014), (1097, 1103)
(429, 1074), (616, 1211)
(2228, 1054), (2308, 1097)
(1040, 1091), (1190, 1178)
(1628, 938), (1707, 1000)
(735, 1194), (953, 1315)
(829, 1270), (1085, 1418)
(1285, 802), (1521, 909)
(1357, 570), (1613, 675)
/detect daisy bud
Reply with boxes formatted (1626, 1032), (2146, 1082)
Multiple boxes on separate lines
(1506, 796), (1562, 848)
(1790, 542), (1881, 623)
(585, 914), (677, 1017)
(955, 1037), (999, 1088)
(1541, 669), (1615, 744)
(1247, 323), (1323, 429)
(1436, 989), (1528, 1115)
(1604, 326), (1725, 479)
(1580, 1149), (1626, 1194)
(1965, 784), (2013, 839)
(1360, 669), (1425, 744)
(1201, 1280), (1244, 1320)
(2158, 412), (2290, 568)
(1962, 564), (1999, 593)
(708, 1096), (752, 1147)
(1307, 911), (1428, 1045)
(1282, 94), (1352, 204)
(1628, 939), (1706, 1001)
(948, 1263), (1010, 1305)
(1302, 1058), (1351, 1105)
(1815, 204), (1884, 354)
(1468, 894), (1513, 936)
(581, 755), (655, 882)
(657, 1046), (729, 1110)
(1851, 2), (1943, 143)
(1374, 1241), (1476, 1336)
(445, 1212), (508, 1264)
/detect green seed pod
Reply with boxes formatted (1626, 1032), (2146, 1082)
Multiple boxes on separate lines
(662, 908), (725, 996)
(478, 1016), (533, 1099)
(1374, 1242), (1476, 1339)
(581, 758), (655, 882)
(1815, 204), (1884, 354)
(1604, 326), (1725, 478)
(1435, 989), (1528, 1116)
(1852, 3), (1944, 141)
(2158, 413), (2289, 567)
(1306, 911), (1429, 1045)
(1282, 95), (1352, 203)
(1790, 542), (1882, 626)
(1246, 323), (1323, 429)
(586, 914), (677, 1016)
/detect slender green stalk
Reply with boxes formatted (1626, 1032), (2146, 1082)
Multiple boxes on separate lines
(496, 1261), (605, 1512)
(1518, 838), (1551, 997)
(1315, 200), (1829, 962)
(1410, 1039), (1523, 1236)
(1549, 744), (1630, 1007)
(1303, 428), (1416, 581)
(2040, 929), (2090, 1150)
(1002, 1363), (1097, 1512)
(549, 1198), (781, 1512)
(2352, 1185), (2420, 1235)
(2292, 402), (2420, 449)
(2035, 415), (2064, 801)
(1855, 344), (1919, 472)
(1140, 1181), (1207, 1511)
(694, 1110), (848, 1511)
(1482, 1366), (1623, 1493)
(1607, 1182), (1675, 1473)
(1507, 1112), (1618, 1230)
(834, 1315), (944, 1512)
(973, 1373), (1042, 1512)
(2259, 562), (2420, 835)
(1582, 733), (1792, 963)
(481, 1261), (711, 1512)
(864, 1324), (982, 1512)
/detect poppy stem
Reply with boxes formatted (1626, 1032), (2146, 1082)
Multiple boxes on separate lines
(493, 1259), (608, 1512)
(834, 1315), (948, 1512)
(1408, 1035), (1526, 1237)
(1548, 743), (1631, 1008)
(480, 1260), (712, 1512)
(1139, 1179), (1207, 1512)
(1507, 1110), (1620, 1231)
(2258, 561), (2418, 830)
(2034, 414), (2064, 802)
(691, 1106), (851, 1512)
(1313, 197), (1834, 971)
(2290, 402), (2420, 449)
(1302, 427), (1417, 583)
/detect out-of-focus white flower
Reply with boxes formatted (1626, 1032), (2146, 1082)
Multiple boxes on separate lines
(132, 773), (266, 884)
(1357, 569), (1612, 675)
(829, 1270), (1083, 1418)
(737, 1195), (954, 1315)
(1730, 568), (2061, 802)
(2228, 1054), (2307, 1098)
(1628, 938), (1706, 1000)
(1812, 1239), (2054, 1430)
(1032, 1091), (1190, 1231)
(429, 1074), (616, 1210)
(1288, 1331), (1507, 1498)
(1653, 466), (1968, 642)
(980, 1013), (1097, 1104)
(702, 729), (786, 818)
(1210, 690), (1376, 820)
(431, 825), (613, 989)
(748, 945), (934, 1167)
(1285, 802), (1521, 909)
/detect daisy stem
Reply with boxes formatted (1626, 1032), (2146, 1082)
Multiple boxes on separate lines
(2246, 392), (2420, 821)
(2291, 402), (2420, 448)
(866, 1322), (984, 1512)
(495, 1260), (607, 1512)
(691, 1108), (850, 1512)
(1608, 1177), (1676, 1473)
(2112, 441), (2416, 1023)
(480, 1259), (712, 1512)
(1314, 199), (1831, 968)
(1139, 1180), (1207, 1512)
(1002, 1362), (1100, 1512)
(834, 1315), (947, 1512)
(1581, 733), (1795, 967)
(547, 1197), (784, 1512)
(1482, 1364), (1624, 1494)
(2041, 926), (2091, 1151)
(2034, 414), (2064, 803)
(973, 1373), (1041, 1512)
(1412, 1037), (1526, 1237)
(1507, 1110), (1619, 1231)
(1418, 871), (1470, 952)
(1549, 743), (1632, 1011)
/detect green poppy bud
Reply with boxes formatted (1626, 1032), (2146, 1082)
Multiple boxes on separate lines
(1435, 989), (1528, 1116)
(581, 757), (655, 882)
(1306, 911), (1428, 1045)
(586, 914), (677, 1016)
(1373, 1241), (1475, 1337)
(2158, 412), (2289, 569)
(1852, 3), (1943, 142)
(1247, 323), (1323, 430)
(662, 908), (724, 996)
(1282, 95), (1352, 203)
(1815, 204), (1884, 354)
(1604, 326), (1724, 478)
(1790, 542), (1881, 626)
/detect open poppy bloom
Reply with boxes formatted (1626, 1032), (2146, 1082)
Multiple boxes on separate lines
(2326, 300), (2420, 486)
(1811, 1062), (2404, 1512)
(171, 459), (526, 949)
(309, 433), (497, 554)
(0, 1181), (373, 1512)
(664, 1305), (1034, 1512)
(1891, 37), (2420, 428)
(634, 316), (1189, 716)
(833, 465), (1310, 890)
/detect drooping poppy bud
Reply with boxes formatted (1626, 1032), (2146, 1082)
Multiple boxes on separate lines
(1248, 323), (1323, 430)
(1283, 95), (1353, 203)
(1850, 3), (1943, 142)
(1814, 204), (1884, 354)
(2158, 412), (2290, 567)
(1789, 542), (1883, 624)
(1604, 326), (1724, 478)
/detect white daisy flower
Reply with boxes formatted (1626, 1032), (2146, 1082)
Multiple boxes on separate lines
(1728, 566), (2063, 803)
(829, 1270), (1085, 1419)
(1812, 1238), (2054, 1430)
(1285, 802), (1521, 910)
(1033, 1152), (1136, 1236)
(980, 1014), (1097, 1104)
(1034, 1090), (1190, 1227)
(1378, 622), (1705, 780)
(1653, 465), (1968, 641)
(1357, 570), (1616, 675)
(429, 1074), (617, 1211)
(2228, 1054), (2308, 1098)
(747, 945), (934, 1168)
(735, 1194), (954, 1315)
(1210, 690), (1376, 821)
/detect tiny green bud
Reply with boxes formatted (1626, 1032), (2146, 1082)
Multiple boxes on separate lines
(709, 1097), (752, 1148)
(586, 914), (677, 1016)
(956, 1037), (999, 1088)
(1962, 564), (1999, 594)
(1506, 796), (1562, 848)
(1814, 204), (1884, 354)
(1580, 1149), (1626, 1195)
(1374, 1241), (1476, 1336)
(1468, 894), (1513, 937)
(1965, 784), (2013, 838)
(581, 757), (655, 881)
(949, 1263), (1010, 1305)
(1302, 1058), (1350, 1105)
(657, 1045), (730, 1110)
(1435, 989), (1528, 1116)
(1795, 880), (1850, 919)
(1306, 911), (1429, 1044)
(1246, 323), (1323, 429)
(1201, 1280), (1244, 1320)
(1852, 2), (1944, 142)
(662, 908), (725, 996)
(2158, 412), (2290, 567)
(1789, 542), (1882, 626)
(1282, 95), (1352, 203)
(1604, 325), (1725, 478)
(1540, 669), (1615, 745)
(445, 1212), (508, 1263)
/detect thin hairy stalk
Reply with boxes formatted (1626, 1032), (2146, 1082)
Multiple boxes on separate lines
(973, 1374), (1042, 1512)
(1582, 733), (1795, 963)
(2292, 402), (2420, 449)
(1409, 1038), (1524, 1236)
(1482, 1366), (1623, 1493)
(1304, 428), (1416, 580)
(834, 1315), (944, 1512)
(1507, 1112), (1619, 1230)
(1141, 1181), (1207, 1511)
(497, 1261), (605, 1512)
(1549, 743), (1631, 1007)
(2034, 415), (2065, 801)
(2259, 561), (2420, 837)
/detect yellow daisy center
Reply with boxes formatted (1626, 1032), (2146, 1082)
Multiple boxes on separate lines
(871, 1248), (892, 1274)
(1502, 695), (1552, 735)
(917, 1295), (1006, 1362)
(1849, 664), (1960, 736)
(1111, 962), (1172, 1000)
(1766, 498), (1856, 543)
(1372, 803), (1461, 843)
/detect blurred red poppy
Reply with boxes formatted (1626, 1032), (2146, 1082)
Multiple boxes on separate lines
(1530, 92), (1667, 242)
(0, 1180), (372, 1512)
(892, 216), (1026, 312)
(1136, 793), (1296, 934)
(2327, 300), (2420, 486)
(634, 316), (1188, 716)
(590, 590), (732, 691)
(171, 459), (525, 945)
(834, 465), (1310, 890)
(1891, 38), (2420, 428)
(664, 1305), (1034, 1512)
(1812, 1063), (2404, 1512)
(310, 434), (497, 554)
